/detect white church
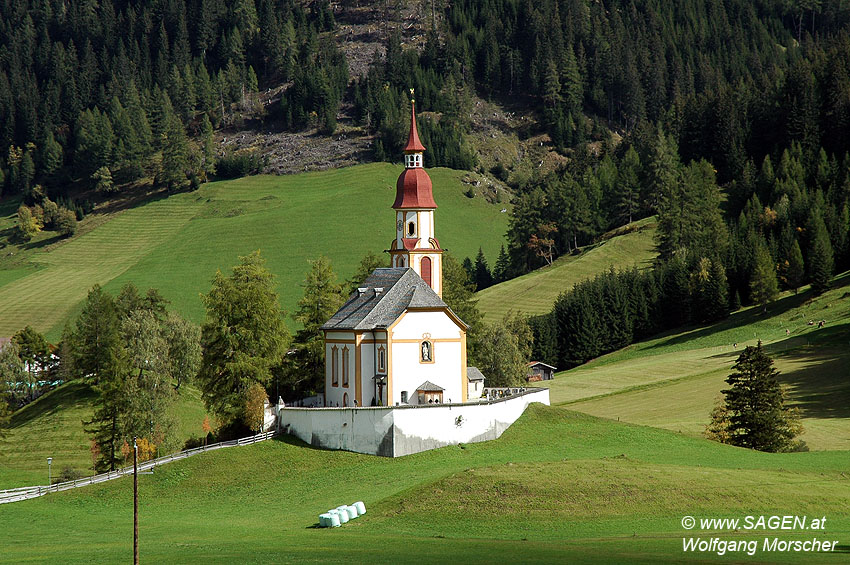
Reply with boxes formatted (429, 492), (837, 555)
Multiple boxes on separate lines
(321, 97), (470, 408)
(278, 96), (548, 457)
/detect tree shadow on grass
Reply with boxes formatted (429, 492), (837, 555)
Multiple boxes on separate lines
(703, 324), (850, 420)
(9, 381), (96, 430)
(772, 333), (850, 420)
(645, 273), (850, 353)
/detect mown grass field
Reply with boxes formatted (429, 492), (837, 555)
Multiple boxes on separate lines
(545, 273), (850, 451)
(0, 382), (208, 489)
(476, 217), (657, 322)
(0, 404), (847, 563)
(0, 163), (509, 340)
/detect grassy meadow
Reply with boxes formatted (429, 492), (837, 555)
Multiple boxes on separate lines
(476, 217), (657, 322)
(543, 273), (850, 451)
(0, 382), (208, 489)
(0, 163), (509, 340)
(0, 404), (848, 563)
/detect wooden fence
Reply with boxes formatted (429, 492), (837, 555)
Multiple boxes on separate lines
(0, 430), (276, 505)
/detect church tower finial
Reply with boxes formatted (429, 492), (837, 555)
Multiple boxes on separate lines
(389, 94), (443, 296)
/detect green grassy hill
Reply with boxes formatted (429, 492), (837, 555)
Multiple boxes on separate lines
(476, 217), (657, 322)
(0, 381), (208, 489)
(0, 163), (509, 340)
(543, 273), (850, 451)
(0, 404), (847, 562)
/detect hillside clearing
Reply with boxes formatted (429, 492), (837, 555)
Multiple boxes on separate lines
(0, 163), (508, 340)
(476, 217), (657, 322)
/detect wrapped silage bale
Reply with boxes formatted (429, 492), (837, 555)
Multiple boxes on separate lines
(354, 501), (366, 515)
(334, 507), (350, 524)
(345, 505), (358, 519)
(319, 513), (332, 527)
(329, 512), (341, 527)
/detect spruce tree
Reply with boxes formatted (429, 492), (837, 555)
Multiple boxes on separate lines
(808, 211), (834, 295)
(493, 244), (510, 283)
(474, 247), (493, 290)
(722, 342), (802, 452)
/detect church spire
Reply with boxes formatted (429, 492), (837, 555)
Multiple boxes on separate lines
(389, 92), (443, 297)
(403, 89), (426, 155)
(392, 91), (436, 209)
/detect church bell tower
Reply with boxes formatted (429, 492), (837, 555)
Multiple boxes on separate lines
(389, 91), (443, 297)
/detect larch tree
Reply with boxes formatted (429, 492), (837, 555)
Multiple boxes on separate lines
(198, 251), (290, 425)
(749, 240), (779, 311)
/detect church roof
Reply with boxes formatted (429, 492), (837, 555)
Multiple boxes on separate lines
(322, 268), (463, 331)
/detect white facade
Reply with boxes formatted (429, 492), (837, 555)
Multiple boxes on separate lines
(387, 310), (465, 406)
(324, 310), (466, 408)
(467, 379), (484, 400)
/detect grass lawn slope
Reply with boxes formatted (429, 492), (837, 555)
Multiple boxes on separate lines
(546, 273), (850, 451)
(0, 405), (847, 563)
(476, 217), (656, 322)
(0, 163), (508, 340)
(0, 382), (208, 489)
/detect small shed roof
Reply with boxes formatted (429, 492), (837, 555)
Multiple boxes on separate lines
(415, 380), (444, 392)
(466, 366), (486, 381)
(527, 361), (557, 370)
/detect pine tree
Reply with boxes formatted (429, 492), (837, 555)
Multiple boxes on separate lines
(807, 210), (834, 295)
(616, 146), (641, 225)
(160, 110), (189, 189)
(474, 247), (493, 290)
(780, 239), (805, 294)
(493, 244), (510, 283)
(722, 342), (803, 452)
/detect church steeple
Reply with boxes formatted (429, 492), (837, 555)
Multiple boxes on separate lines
(389, 91), (443, 297)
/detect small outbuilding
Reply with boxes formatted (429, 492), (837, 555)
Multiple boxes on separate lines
(526, 361), (556, 382)
(466, 366), (486, 400)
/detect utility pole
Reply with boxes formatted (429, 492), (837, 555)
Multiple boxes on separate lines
(133, 437), (139, 565)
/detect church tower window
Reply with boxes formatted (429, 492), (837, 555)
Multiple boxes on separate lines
(408, 222), (415, 236)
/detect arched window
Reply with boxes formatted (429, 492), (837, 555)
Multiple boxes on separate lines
(343, 392), (349, 407)
(408, 221), (415, 236)
(377, 346), (386, 373)
(421, 256), (432, 288)
(342, 347), (349, 387)
(331, 346), (339, 386)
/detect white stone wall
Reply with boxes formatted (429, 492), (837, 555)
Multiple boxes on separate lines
(279, 388), (550, 457)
